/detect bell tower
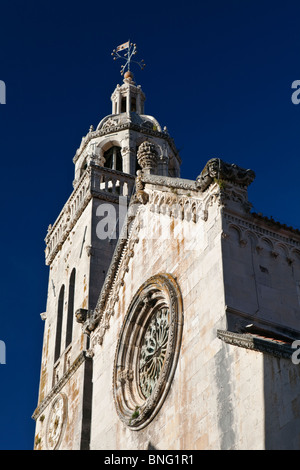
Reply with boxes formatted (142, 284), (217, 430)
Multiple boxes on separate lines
(32, 44), (181, 450)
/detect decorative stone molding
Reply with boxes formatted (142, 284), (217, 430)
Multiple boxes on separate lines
(32, 351), (89, 420)
(73, 122), (180, 166)
(45, 393), (68, 450)
(224, 213), (300, 262)
(217, 329), (294, 359)
(252, 212), (300, 237)
(112, 273), (183, 430)
(102, 118), (118, 132)
(121, 145), (135, 157)
(134, 171), (149, 205)
(148, 190), (204, 222)
(196, 158), (255, 192)
(141, 173), (196, 191)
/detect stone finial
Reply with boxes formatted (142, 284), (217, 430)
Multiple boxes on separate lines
(123, 70), (135, 84)
(137, 140), (158, 175)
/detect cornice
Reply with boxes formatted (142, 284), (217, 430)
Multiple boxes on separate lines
(224, 211), (300, 250)
(251, 212), (300, 237)
(217, 329), (294, 359)
(73, 121), (180, 164)
(141, 173), (197, 191)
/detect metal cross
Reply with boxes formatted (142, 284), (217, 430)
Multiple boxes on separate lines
(111, 40), (145, 76)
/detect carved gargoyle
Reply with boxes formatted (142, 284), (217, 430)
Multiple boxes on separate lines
(75, 308), (91, 324)
(196, 158), (255, 192)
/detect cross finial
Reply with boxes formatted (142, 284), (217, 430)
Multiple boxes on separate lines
(111, 40), (146, 76)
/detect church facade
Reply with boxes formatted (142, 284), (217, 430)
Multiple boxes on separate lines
(33, 70), (300, 450)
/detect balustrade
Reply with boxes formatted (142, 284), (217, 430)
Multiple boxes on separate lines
(45, 165), (135, 264)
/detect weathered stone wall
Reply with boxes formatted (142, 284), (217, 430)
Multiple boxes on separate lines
(34, 199), (94, 449)
(34, 158), (300, 450)
(89, 182), (300, 450)
(34, 355), (91, 450)
(222, 211), (300, 334)
(37, 200), (93, 404)
(90, 185), (229, 449)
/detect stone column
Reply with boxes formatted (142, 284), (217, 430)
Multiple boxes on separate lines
(126, 89), (131, 114)
(117, 90), (121, 114)
(136, 92), (141, 114)
(121, 143), (136, 175)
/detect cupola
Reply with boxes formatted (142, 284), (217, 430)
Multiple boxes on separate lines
(111, 71), (145, 115)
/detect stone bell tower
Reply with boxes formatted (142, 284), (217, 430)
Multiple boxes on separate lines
(32, 59), (181, 450)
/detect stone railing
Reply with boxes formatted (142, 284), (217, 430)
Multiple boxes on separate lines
(90, 164), (135, 198)
(45, 164), (135, 265)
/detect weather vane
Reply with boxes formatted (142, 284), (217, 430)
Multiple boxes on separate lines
(111, 40), (145, 76)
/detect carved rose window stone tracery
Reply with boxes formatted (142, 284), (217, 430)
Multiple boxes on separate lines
(113, 274), (183, 430)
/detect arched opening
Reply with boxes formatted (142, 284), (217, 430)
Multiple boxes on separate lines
(80, 157), (88, 177)
(131, 97), (136, 112)
(65, 269), (76, 349)
(121, 97), (126, 113)
(54, 285), (65, 363)
(104, 146), (122, 172)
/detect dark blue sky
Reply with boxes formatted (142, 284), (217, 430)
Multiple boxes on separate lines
(1, 0), (300, 450)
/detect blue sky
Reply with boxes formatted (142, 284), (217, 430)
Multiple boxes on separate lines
(1, 0), (300, 450)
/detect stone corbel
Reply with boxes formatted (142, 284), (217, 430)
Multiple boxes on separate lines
(85, 245), (95, 257)
(134, 170), (149, 204)
(75, 308), (92, 324)
(199, 208), (208, 222)
(239, 238), (247, 247)
(256, 244), (263, 253)
(117, 368), (134, 385)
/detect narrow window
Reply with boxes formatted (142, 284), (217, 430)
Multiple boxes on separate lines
(54, 285), (65, 363)
(80, 158), (88, 176)
(104, 146), (122, 172)
(131, 97), (136, 112)
(65, 269), (76, 348)
(121, 97), (126, 113)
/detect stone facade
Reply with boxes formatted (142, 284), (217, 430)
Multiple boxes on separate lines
(33, 76), (300, 450)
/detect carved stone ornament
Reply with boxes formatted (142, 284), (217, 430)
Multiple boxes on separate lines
(46, 393), (67, 450)
(196, 158), (255, 192)
(113, 273), (183, 430)
(137, 140), (158, 174)
(134, 171), (149, 205)
(102, 118), (118, 131)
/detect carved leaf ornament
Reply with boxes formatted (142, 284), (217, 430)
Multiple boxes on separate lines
(46, 394), (67, 450)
